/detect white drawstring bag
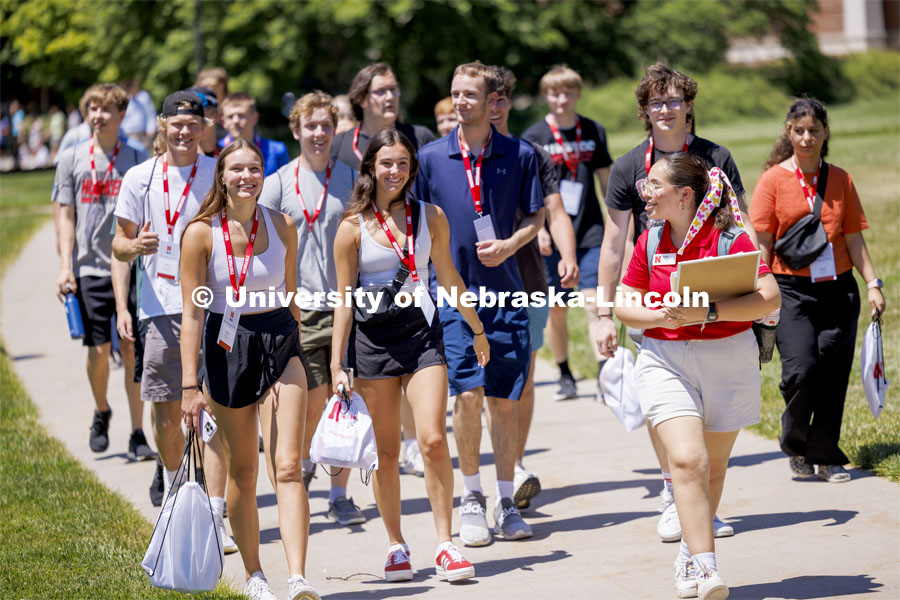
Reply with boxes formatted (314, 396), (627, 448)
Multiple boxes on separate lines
(861, 316), (889, 419)
(599, 344), (644, 432)
(142, 432), (223, 593)
(310, 390), (378, 474)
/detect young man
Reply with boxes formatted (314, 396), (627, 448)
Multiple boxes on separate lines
(113, 91), (236, 553)
(258, 91), (364, 527)
(330, 62), (435, 170)
(522, 65), (614, 401)
(434, 97), (457, 137)
(186, 85), (220, 157)
(415, 62), (544, 546)
(597, 62), (750, 543)
(52, 83), (151, 460)
(194, 67), (229, 142)
(219, 92), (289, 176)
(488, 65), (579, 511)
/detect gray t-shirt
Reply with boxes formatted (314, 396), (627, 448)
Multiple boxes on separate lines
(258, 158), (355, 310)
(52, 140), (147, 278)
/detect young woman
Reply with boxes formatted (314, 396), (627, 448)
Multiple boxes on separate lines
(750, 98), (886, 483)
(616, 154), (781, 600)
(331, 129), (488, 583)
(180, 139), (320, 600)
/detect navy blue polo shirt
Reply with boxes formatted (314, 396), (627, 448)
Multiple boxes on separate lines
(414, 124), (543, 294)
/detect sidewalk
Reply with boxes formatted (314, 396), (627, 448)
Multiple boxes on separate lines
(3, 221), (899, 599)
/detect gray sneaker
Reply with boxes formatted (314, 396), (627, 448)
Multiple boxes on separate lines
(789, 456), (815, 478)
(327, 496), (366, 525)
(493, 497), (533, 540)
(817, 464), (851, 483)
(459, 491), (491, 547)
(553, 374), (577, 400)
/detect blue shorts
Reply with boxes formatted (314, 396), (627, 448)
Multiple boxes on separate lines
(526, 303), (550, 351)
(545, 245), (601, 291)
(439, 304), (531, 401)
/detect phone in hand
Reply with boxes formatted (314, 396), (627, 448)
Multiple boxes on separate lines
(200, 411), (218, 443)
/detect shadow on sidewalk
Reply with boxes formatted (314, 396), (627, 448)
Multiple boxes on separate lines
(727, 451), (785, 468)
(325, 585), (435, 598)
(536, 479), (660, 508)
(726, 509), (857, 533)
(729, 574), (883, 598)
(470, 549), (572, 577)
(528, 510), (657, 541)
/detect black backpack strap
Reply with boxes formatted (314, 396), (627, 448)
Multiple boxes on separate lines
(813, 162), (829, 219)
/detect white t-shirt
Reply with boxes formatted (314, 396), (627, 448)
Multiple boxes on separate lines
(114, 154), (215, 320)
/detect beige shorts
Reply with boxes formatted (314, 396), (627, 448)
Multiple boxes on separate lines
(138, 314), (182, 403)
(634, 329), (760, 432)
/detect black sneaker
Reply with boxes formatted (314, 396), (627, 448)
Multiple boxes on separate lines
(127, 429), (156, 461)
(89, 409), (112, 452)
(553, 374), (577, 401)
(149, 457), (164, 507)
(302, 469), (316, 491)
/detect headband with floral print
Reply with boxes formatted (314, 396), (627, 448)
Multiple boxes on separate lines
(676, 167), (744, 255)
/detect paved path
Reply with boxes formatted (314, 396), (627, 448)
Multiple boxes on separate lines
(3, 221), (899, 599)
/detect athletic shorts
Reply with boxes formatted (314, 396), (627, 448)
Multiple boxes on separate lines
(138, 314), (182, 403)
(348, 307), (445, 379)
(74, 275), (137, 347)
(544, 245), (602, 292)
(634, 328), (760, 432)
(300, 309), (333, 389)
(440, 305), (530, 401)
(527, 303), (550, 351)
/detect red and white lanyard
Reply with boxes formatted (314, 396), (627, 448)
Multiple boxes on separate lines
(371, 197), (417, 283)
(546, 115), (581, 180)
(791, 155), (822, 212)
(644, 136), (689, 175)
(161, 155), (199, 237)
(89, 139), (121, 198)
(220, 207), (260, 303)
(459, 128), (491, 217)
(352, 125), (364, 161)
(294, 158), (332, 231)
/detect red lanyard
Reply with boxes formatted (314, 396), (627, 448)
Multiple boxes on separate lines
(371, 197), (417, 283)
(89, 139), (121, 198)
(546, 115), (581, 180)
(791, 155), (822, 212)
(294, 158), (331, 231)
(459, 128), (491, 216)
(352, 125), (364, 161)
(161, 155), (199, 237)
(220, 207), (260, 303)
(645, 136), (690, 175)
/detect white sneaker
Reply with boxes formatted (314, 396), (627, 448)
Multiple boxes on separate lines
(214, 511), (239, 554)
(287, 574), (321, 600)
(401, 441), (425, 477)
(694, 561), (729, 600)
(674, 553), (698, 598)
(713, 515), (734, 538)
(513, 465), (542, 510)
(245, 572), (277, 600)
(657, 491), (682, 542)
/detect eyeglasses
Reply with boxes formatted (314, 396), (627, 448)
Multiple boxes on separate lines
(369, 86), (400, 99)
(648, 98), (683, 111)
(637, 179), (665, 197)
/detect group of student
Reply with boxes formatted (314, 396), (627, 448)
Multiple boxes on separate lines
(52, 58), (885, 600)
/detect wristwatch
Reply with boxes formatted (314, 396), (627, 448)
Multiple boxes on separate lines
(867, 278), (884, 289)
(706, 302), (719, 323)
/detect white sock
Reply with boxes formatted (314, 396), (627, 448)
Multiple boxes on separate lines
(679, 540), (691, 559)
(662, 470), (673, 492)
(301, 458), (315, 473)
(329, 486), (347, 503)
(462, 472), (482, 496)
(163, 468), (180, 499)
(250, 570), (266, 581)
(693, 552), (717, 573)
(402, 438), (416, 453)
(435, 540), (453, 557)
(209, 496), (225, 519)
(496, 479), (514, 501)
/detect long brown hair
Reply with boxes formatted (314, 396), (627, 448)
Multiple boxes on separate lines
(764, 97), (830, 170)
(342, 128), (419, 223)
(657, 153), (735, 231)
(190, 139), (265, 225)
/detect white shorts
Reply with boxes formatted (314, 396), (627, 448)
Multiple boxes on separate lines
(635, 329), (760, 432)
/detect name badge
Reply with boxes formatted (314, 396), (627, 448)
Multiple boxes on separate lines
(417, 282), (435, 326)
(652, 253), (677, 266)
(560, 179), (584, 216)
(217, 308), (240, 352)
(810, 242), (837, 283)
(473, 214), (497, 242)
(157, 241), (180, 281)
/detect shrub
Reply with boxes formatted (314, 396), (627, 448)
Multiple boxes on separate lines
(841, 49), (900, 100)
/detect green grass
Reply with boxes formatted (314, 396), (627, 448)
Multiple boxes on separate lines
(0, 170), (241, 598)
(549, 97), (900, 481)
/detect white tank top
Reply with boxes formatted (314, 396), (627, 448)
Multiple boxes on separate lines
(357, 201), (431, 293)
(206, 206), (286, 313)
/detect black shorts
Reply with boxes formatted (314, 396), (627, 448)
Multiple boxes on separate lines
(75, 274), (138, 348)
(200, 308), (305, 409)
(347, 307), (445, 379)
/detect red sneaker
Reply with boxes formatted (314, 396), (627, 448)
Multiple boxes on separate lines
(384, 544), (413, 582)
(436, 543), (475, 582)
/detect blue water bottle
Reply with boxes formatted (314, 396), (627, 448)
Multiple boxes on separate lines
(65, 292), (85, 339)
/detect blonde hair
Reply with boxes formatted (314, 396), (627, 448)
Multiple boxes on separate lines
(539, 65), (583, 96)
(221, 92), (256, 113)
(289, 91), (338, 132)
(452, 61), (499, 95)
(80, 83), (130, 116)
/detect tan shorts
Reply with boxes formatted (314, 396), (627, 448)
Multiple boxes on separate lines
(634, 328), (760, 432)
(300, 309), (333, 390)
(138, 314), (182, 403)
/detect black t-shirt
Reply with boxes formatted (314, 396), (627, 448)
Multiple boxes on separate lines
(514, 141), (558, 295)
(522, 115), (613, 249)
(331, 122), (436, 170)
(605, 135), (745, 240)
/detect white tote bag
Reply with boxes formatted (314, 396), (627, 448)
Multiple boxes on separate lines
(861, 316), (890, 419)
(142, 433), (223, 593)
(599, 346), (645, 432)
(310, 390), (378, 472)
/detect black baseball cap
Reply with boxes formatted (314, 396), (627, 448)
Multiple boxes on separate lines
(161, 91), (205, 118)
(186, 85), (218, 108)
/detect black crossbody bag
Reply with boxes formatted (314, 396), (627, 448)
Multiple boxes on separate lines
(774, 162), (829, 270)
